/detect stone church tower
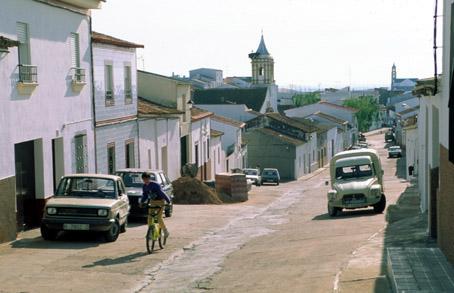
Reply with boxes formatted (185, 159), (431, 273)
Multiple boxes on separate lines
(249, 34), (274, 86)
(391, 63), (397, 90)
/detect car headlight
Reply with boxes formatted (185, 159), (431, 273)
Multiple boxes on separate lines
(370, 186), (381, 197)
(328, 190), (337, 201)
(98, 209), (109, 217)
(47, 207), (57, 215)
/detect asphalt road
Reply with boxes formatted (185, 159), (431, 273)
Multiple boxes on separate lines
(0, 131), (407, 293)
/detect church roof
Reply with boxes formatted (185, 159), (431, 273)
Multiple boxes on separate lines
(256, 35), (270, 56)
(193, 88), (268, 112)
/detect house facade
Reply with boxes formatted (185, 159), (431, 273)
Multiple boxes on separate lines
(245, 113), (318, 178)
(285, 101), (358, 147)
(138, 71), (192, 169)
(92, 32), (143, 174)
(210, 130), (225, 178)
(211, 115), (246, 172)
(191, 108), (213, 180)
(0, 0), (103, 242)
(137, 99), (183, 180)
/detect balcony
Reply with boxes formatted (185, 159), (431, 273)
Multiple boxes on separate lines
(105, 90), (114, 106)
(17, 65), (38, 95)
(125, 89), (133, 104)
(71, 67), (86, 92)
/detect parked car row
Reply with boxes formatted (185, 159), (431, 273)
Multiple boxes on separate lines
(41, 169), (174, 243)
(242, 168), (281, 186)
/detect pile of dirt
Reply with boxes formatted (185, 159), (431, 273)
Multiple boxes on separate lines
(172, 176), (223, 204)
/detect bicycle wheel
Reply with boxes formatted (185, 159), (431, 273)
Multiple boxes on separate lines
(158, 229), (164, 249)
(146, 226), (156, 254)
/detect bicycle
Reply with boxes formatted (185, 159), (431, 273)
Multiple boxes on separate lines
(145, 205), (165, 254)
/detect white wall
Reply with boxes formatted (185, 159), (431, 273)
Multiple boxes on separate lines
(440, 0), (452, 149)
(0, 0), (95, 198)
(405, 127), (418, 180)
(191, 118), (211, 168)
(96, 121), (138, 174)
(210, 136), (225, 177)
(138, 118), (180, 180)
(92, 43), (138, 121)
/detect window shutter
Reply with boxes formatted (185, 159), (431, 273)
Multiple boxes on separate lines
(70, 33), (80, 68)
(16, 22), (30, 65)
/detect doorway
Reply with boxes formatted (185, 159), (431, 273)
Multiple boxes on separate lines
(180, 136), (188, 167)
(14, 140), (37, 230)
(52, 138), (64, 193)
(161, 146), (168, 174)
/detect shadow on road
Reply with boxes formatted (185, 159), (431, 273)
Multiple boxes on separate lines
(10, 231), (104, 250)
(312, 209), (378, 221)
(82, 251), (148, 268)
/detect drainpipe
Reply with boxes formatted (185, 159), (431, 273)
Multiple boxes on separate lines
(88, 16), (98, 173)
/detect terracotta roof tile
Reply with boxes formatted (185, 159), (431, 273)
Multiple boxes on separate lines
(212, 114), (245, 128)
(191, 107), (213, 122)
(92, 31), (144, 48)
(138, 98), (184, 116)
(253, 128), (305, 146)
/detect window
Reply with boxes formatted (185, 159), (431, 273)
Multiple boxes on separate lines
(70, 33), (84, 83)
(259, 67), (264, 76)
(17, 22), (37, 83)
(125, 140), (135, 168)
(105, 64), (114, 106)
(195, 143), (199, 166)
(107, 143), (116, 174)
(124, 65), (132, 104)
(17, 22), (30, 65)
(74, 135), (87, 173)
(207, 139), (210, 159)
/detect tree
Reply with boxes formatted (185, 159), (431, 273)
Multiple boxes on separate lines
(292, 92), (321, 107)
(343, 96), (379, 132)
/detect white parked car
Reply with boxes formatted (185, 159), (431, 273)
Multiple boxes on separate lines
(243, 168), (262, 186)
(388, 146), (402, 158)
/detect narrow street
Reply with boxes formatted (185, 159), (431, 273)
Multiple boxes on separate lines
(0, 130), (407, 293)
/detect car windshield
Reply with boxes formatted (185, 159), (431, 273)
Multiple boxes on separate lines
(56, 177), (117, 198)
(116, 172), (156, 188)
(263, 170), (277, 176)
(390, 146), (400, 150)
(244, 169), (258, 176)
(335, 164), (373, 180)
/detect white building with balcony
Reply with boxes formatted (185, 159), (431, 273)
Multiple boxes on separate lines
(92, 32), (143, 174)
(0, 0), (103, 241)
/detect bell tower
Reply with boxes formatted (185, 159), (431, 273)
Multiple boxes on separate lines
(249, 34), (274, 86)
(391, 63), (397, 90)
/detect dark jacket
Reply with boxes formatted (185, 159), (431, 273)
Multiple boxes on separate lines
(140, 181), (171, 204)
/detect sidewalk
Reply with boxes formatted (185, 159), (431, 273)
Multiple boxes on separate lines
(336, 179), (452, 292)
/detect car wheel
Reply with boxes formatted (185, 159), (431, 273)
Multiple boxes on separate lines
(120, 218), (127, 233)
(41, 224), (58, 241)
(105, 219), (120, 242)
(276, 181), (280, 186)
(328, 205), (340, 217)
(373, 194), (387, 213)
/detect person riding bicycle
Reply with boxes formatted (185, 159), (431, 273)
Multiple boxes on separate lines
(139, 172), (171, 239)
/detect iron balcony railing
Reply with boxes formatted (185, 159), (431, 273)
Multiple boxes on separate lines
(105, 90), (114, 106)
(18, 64), (38, 83)
(125, 89), (133, 103)
(72, 67), (86, 83)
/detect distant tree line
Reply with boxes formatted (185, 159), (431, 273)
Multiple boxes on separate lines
(292, 92), (321, 107)
(343, 96), (379, 132)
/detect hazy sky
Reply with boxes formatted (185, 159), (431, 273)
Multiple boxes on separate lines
(92, 0), (440, 89)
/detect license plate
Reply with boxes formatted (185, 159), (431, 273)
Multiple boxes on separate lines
(346, 199), (366, 205)
(63, 224), (89, 231)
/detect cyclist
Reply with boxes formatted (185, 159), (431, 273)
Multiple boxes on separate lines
(140, 172), (171, 240)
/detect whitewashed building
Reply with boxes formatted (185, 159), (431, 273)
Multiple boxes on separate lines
(0, 0), (103, 240)
(137, 99), (183, 181)
(211, 114), (246, 172)
(191, 108), (214, 180)
(210, 129), (225, 178)
(92, 32), (143, 174)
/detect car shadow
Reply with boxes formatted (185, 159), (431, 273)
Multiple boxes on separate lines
(10, 231), (104, 250)
(82, 251), (148, 268)
(312, 209), (378, 220)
